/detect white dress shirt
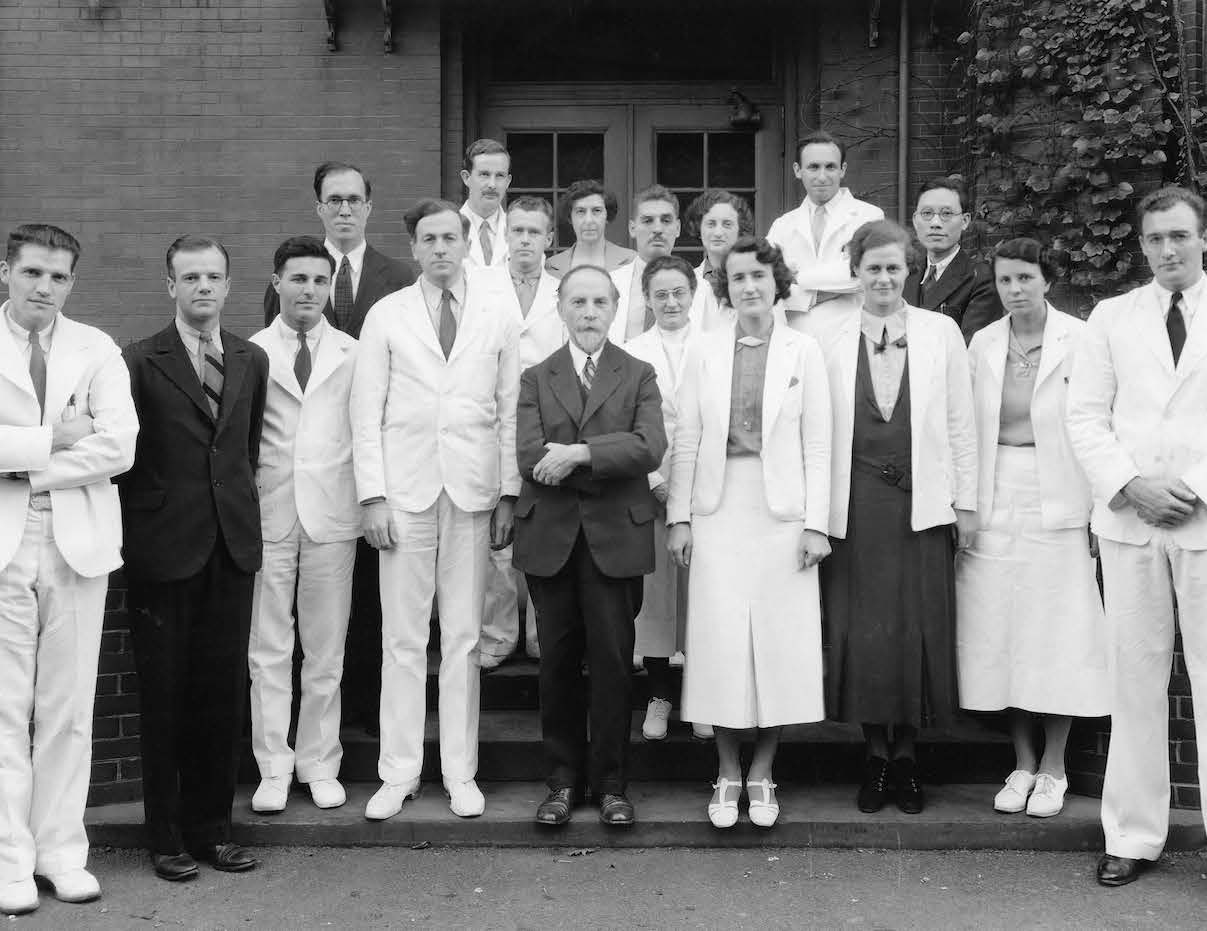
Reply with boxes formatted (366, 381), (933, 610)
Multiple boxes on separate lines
(4, 304), (55, 359)
(279, 315), (323, 359)
(418, 275), (467, 337)
(461, 204), (508, 267)
(325, 239), (367, 301)
(923, 244), (961, 284)
(567, 340), (604, 384)
(860, 306), (909, 421)
(174, 316), (223, 381)
(1153, 272), (1206, 330)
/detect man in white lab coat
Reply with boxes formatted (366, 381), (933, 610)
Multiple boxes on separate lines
(460, 139), (512, 270)
(0, 224), (138, 914)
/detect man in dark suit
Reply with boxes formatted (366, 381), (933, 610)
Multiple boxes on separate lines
(905, 176), (1003, 343)
(264, 161), (415, 734)
(120, 236), (269, 882)
(513, 265), (667, 827)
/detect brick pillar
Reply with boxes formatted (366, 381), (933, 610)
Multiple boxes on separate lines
(88, 571), (143, 806)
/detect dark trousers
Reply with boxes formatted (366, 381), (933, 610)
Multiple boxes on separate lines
(342, 539), (382, 729)
(526, 531), (641, 796)
(127, 539), (254, 855)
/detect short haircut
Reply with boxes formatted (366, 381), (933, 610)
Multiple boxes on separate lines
(1137, 185), (1207, 233)
(463, 138), (510, 172)
(273, 235), (336, 275)
(558, 264), (620, 305)
(632, 183), (680, 218)
(641, 254), (698, 296)
(559, 179), (619, 225)
(795, 130), (846, 165)
(847, 219), (918, 275)
(916, 175), (970, 212)
(685, 189), (755, 239)
(404, 198), (470, 240)
(717, 236), (794, 305)
(165, 235), (230, 278)
(507, 195), (555, 228)
(992, 236), (1060, 283)
(6, 223), (82, 271)
(313, 161), (371, 201)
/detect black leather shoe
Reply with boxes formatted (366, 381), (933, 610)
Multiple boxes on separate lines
(857, 756), (890, 813)
(189, 843), (259, 873)
(152, 852), (199, 882)
(598, 793), (635, 826)
(891, 757), (925, 814)
(1096, 854), (1154, 887)
(535, 787), (576, 826)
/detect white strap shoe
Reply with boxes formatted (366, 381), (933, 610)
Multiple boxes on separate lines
(746, 778), (780, 828)
(708, 778), (742, 828)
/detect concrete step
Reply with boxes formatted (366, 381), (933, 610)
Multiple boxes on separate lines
(238, 714), (1014, 784)
(85, 781), (1207, 851)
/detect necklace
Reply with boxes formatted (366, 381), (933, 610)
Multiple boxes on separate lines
(1006, 331), (1042, 378)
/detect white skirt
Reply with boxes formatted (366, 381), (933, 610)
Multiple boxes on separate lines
(955, 445), (1110, 716)
(680, 456), (825, 728)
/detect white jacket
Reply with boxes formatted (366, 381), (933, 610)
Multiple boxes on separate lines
(968, 307), (1091, 529)
(667, 323), (831, 530)
(249, 317), (361, 544)
(1067, 281), (1207, 548)
(351, 269), (521, 513)
(624, 325), (697, 489)
(0, 310), (138, 577)
(818, 305), (976, 536)
(477, 266), (566, 371)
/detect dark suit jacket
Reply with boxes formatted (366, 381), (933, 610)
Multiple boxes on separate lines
(904, 248), (1003, 344)
(119, 324), (269, 581)
(262, 243), (415, 338)
(513, 341), (667, 579)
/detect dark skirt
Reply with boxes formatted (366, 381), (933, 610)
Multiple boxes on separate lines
(821, 466), (958, 728)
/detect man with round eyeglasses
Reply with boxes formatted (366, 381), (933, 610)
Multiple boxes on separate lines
(904, 176), (1002, 343)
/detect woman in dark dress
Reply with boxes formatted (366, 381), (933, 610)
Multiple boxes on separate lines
(818, 220), (977, 814)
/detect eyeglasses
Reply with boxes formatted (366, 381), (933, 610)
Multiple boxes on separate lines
(915, 208), (964, 222)
(651, 288), (692, 303)
(319, 196), (368, 210)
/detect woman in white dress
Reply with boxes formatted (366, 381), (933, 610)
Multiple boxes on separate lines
(956, 237), (1109, 817)
(668, 236), (832, 829)
(686, 189), (754, 332)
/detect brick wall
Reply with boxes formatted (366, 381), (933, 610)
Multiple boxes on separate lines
(0, 0), (445, 805)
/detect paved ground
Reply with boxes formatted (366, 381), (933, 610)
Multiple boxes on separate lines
(9, 846), (1207, 929)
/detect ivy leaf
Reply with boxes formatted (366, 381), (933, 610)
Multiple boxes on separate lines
(1141, 150), (1167, 165)
(1117, 182), (1134, 196)
(1089, 170), (1111, 187)
(1090, 223), (1111, 236)
(1101, 109), (1122, 124)
(1111, 223), (1132, 240)
(957, 31), (973, 45)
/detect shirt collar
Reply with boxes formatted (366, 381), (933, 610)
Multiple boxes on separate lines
(419, 273), (467, 310)
(802, 188), (848, 219)
(278, 313), (325, 348)
(567, 339), (604, 376)
(927, 244), (961, 280)
(461, 203), (504, 235)
(659, 323), (691, 345)
(325, 238), (367, 275)
(735, 323), (773, 348)
(1154, 273), (1207, 316)
(861, 306), (908, 345)
(175, 314), (222, 353)
(3, 301), (56, 349)
(509, 262), (543, 285)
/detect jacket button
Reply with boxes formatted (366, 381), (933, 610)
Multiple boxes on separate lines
(210, 446), (218, 453)
(213, 479), (223, 487)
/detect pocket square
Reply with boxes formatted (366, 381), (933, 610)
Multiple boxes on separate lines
(789, 376), (799, 388)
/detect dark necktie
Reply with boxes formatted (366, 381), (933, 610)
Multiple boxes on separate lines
(1168, 291), (1186, 366)
(333, 256), (354, 331)
(920, 264), (938, 304)
(199, 332), (223, 418)
(438, 289), (457, 359)
(294, 329), (312, 391)
(28, 329), (47, 418)
(479, 221), (494, 265)
(581, 356), (596, 392)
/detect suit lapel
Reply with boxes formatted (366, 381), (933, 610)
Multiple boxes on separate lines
(348, 245), (383, 334)
(982, 317), (1009, 387)
(0, 312), (37, 400)
(1034, 306), (1069, 387)
(760, 327), (795, 445)
(581, 341), (624, 426)
(712, 331), (737, 440)
(925, 250), (971, 310)
(307, 326), (351, 394)
(42, 316), (89, 419)
(1175, 285), (1207, 380)
(147, 324), (213, 421)
(447, 281), (480, 364)
(215, 331), (250, 432)
(907, 311), (939, 421)
(1136, 284), (1176, 375)
(258, 320), (304, 402)
(405, 284), (446, 360)
(549, 345), (584, 425)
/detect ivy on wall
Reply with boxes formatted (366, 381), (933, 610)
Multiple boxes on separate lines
(957, 0), (1207, 302)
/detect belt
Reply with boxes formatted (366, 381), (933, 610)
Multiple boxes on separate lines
(29, 491), (52, 511)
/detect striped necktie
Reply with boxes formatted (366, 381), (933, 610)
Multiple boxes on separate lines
(199, 331), (223, 418)
(333, 256), (354, 331)
(581, 356), (596, 392)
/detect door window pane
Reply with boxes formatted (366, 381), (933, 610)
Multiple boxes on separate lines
(656, 133), (705, 189)
(558, 134), (605, 184)
(709, 133), (757, 188)
(505, 131), (606, 251)
(507, 134), (554, 189)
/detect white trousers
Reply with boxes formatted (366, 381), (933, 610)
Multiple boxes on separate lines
(1100, 535), (1207, 859)
(378, 493), (488, 784)
(479, 544), (539, 660)
(0, 505), (106, 883)
(248, 522), (355, 782)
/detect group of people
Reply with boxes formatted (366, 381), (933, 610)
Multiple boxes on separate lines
(2, 129), (1206, 915)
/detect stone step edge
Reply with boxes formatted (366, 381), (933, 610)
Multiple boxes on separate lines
(85, 782), (1206, 852)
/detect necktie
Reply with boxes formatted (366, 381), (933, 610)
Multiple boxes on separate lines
(199, 332), (223, 418)
(294, 329), (312, 391)
(513, 275), (537, 316)
(333, 256), (353, 331)
(581, 356), (596, 392)
(479, 221), (494, 265)
(920, 264), (938, 304)
(28, 329), (47, 418)
(1168, 291), (1187, 366)
(810, 204), (827, 250)
(438, 289), (457, 359)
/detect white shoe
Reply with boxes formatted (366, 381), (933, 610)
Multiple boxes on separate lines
(746, 778), (780, 828)
(446, 779), (486, 818)
(0, 878), (38, 915)
(993, 770), (1037, 813)
(308, 779), (347, 810)
(251, 775), (290, 813)
(708, 778), (741, 829)
(38, 868), (100, 904)
(691, 722), (715, 740)
(1026, 773), (1068, 818)
(478, 653), (507, 670)
(632, 653), (645, 671)
(669, 651), (686, 669)
(365, 780), (420, 820)
(642, 698), (672, 741)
